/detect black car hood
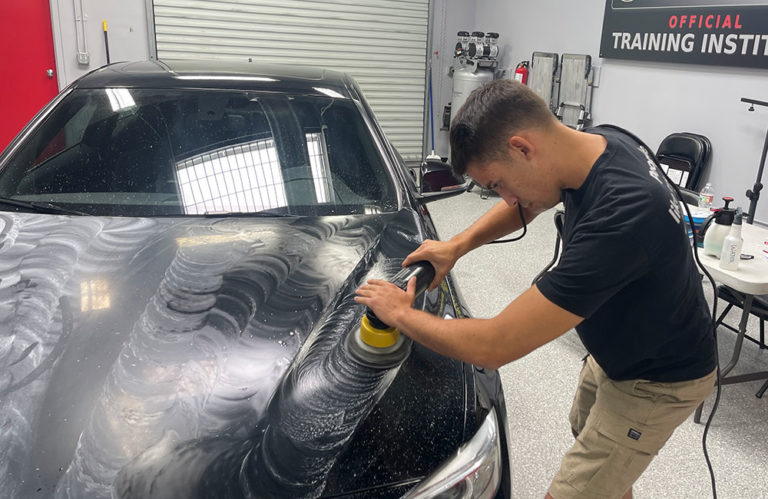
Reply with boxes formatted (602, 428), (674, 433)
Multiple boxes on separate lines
(0, 209), (466, 498)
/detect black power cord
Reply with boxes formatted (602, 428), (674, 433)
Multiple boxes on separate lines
(601, 124), (721, 499)
(659, 162), (721, 499)
(487, 201), (527, 244)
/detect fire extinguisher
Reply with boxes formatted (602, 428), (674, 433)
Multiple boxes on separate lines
(514, 61), (529, 85)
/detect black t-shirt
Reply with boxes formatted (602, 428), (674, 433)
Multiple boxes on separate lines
(536, 125), (716, 382)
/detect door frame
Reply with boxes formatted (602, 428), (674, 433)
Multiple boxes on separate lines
(49, 0), (70, 90)
(145, 0), (158, 59)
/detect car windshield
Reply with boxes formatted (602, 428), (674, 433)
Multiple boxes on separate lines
(0, 88), (399, 217)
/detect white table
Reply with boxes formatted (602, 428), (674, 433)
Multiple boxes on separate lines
(697, 220), (768, 295)
(691, 210), (768, 422)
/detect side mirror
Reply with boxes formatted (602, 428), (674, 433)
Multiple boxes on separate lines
(417, 159), (470, 201)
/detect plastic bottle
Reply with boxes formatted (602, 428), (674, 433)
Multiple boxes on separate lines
(719, 208), (743, 270)
(703, 197), (736, 257)
(698, 183), (714, 210)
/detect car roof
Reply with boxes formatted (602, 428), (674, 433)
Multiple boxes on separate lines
(71, 59), (355, 96)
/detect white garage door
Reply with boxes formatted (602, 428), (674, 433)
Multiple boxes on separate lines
(152, 0), (430, 162)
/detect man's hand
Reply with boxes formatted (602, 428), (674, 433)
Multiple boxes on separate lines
(354, 277), (417, 329)
(402, 240), (460, 290)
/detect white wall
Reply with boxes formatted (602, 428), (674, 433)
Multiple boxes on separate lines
(50, 0), (151, 88)
(470, 0), (768, 223)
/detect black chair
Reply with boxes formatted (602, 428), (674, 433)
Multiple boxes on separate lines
(715, 286), (768, 398)
(716, 286), (768, 349)
(656, 132), (712, 191)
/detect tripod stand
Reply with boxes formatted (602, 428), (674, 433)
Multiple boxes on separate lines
(743, 97), (768, 225)
(739, 97), (768, 399)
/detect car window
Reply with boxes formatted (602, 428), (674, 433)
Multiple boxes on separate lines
(0, 88), (399, 216)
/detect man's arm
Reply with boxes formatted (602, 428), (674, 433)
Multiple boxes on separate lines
(354, 279), (582, 370)
(404, 200), (539, 289)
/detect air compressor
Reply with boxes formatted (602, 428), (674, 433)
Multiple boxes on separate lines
(448, 30), (500, 128)
(450, 64), (495, 126)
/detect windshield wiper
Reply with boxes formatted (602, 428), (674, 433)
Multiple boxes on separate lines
(0, 197), (88, 216)
(202, 210), (296, 218)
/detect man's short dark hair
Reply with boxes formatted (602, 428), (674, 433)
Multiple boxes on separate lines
(450, 79), (556, 176)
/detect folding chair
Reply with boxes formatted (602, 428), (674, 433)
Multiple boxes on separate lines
(716, 286), (768, 349)
(656, 132), (712, 191)
(713, 286), (768, 399)
(556, 54), (593, 130)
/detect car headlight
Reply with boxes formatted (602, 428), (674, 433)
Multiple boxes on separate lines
(404, 409), (502, 499)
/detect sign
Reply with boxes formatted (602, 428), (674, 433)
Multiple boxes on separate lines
(600, 0), (768, 69)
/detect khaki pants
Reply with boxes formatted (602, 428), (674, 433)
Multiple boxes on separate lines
(549, 356), (716, 499)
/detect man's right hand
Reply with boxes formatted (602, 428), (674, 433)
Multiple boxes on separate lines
(402, 239), (461, 290)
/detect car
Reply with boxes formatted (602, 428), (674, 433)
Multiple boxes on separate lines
(0, 60), (511, 498)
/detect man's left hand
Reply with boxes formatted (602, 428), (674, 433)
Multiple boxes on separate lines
(354, 277), (416, 328)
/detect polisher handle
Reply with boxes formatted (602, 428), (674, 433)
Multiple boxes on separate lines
(389, 260), (436, 296)
(365, 261), (436, 330)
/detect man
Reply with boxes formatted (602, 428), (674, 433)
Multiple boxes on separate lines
(354, 80), (716, 499)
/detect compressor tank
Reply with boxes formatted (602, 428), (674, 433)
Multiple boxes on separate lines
(450, 65), (494, 125)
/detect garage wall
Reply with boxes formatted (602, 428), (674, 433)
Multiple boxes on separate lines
(50, 0), (150, 88)
(474, 0), (768, 223)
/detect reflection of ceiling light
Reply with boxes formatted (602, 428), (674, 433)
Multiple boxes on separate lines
(176, 232), (267, 247)
(105, 88), (135, 111)
(175, 75), (277, 82)
(81, 279), (111, 312)
(313, 87), (346, 99)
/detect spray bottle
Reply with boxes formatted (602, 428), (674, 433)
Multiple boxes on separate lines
(702, 197), (736, 257)
(719, 207), (743, 270)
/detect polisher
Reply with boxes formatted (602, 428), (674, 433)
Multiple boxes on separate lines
(345, 261), (436, 368)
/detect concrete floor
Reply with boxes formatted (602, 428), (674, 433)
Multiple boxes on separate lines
(426, 189), (768, 499)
